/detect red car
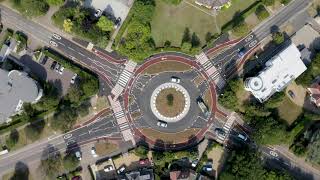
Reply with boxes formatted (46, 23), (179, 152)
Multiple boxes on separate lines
(139, 159), (149, 165)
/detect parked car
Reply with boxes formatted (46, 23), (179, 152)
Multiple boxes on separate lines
(171, 76), (180, 83)
(117, 166), (126, 174)
(114, 17), (122, 29)
(70, 73), (77, 84)
(157, 120), (167, 128)
(238, 47), (247, 58)
(139, 158), (149, 165)
(94, 9), (102, 18)
(191, 159), (199, 168)
(237, 133), (248, 141)
(55, 63), (61, 73)
(59, 66), (64, 75)
(75, 151), (82, 161)
(50, 61), (57, 70)
(214, 128), (226, 137)
(91, 147), (98, 158)
(104, 165), (114, 172)
(288, 90), (295, 98)
(40, 56), (48, 65)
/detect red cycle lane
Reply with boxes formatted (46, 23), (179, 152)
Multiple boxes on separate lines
(123, 54), (226, 150)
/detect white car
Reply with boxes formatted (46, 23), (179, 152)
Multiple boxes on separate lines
(70, 73), (77, 84)
(59, 66), (64, 75)
(94, 9), (102, 18)
(157, 121), (167, 128)
(91, 147), (98, 158)
(104, 165), (114, 172)
(117, 166), (126, 174)
(75, 151), (82, 161)
(171, 76), (180, 83)
(55, 63), (61, 73)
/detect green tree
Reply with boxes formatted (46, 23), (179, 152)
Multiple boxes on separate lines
(272, 32), (285, 45)
(264, 91), (285, 109)
(255, 5), (270, 20)
(96, 16), (114, 32)
(46, 0), (64, 6)
(66, 87), (82, 105)
(11, 0), (49, 17)
(191, 32), (200, 48)
(24, 120), (45, 141)
(63, 19), (73, 33)
(134, 146), (148, 159)
(6, 129), (19, 149)
(164, 40), (171, 48)
(51, 107), (78, 132)
(40, 151), (62, 178)
(182, 27), (191, 44)
(233, 22), (249, 37)
(63, 153), (79, 171)
(181, 42), (192, 52)
(261, 0), (275, 6)
(218, 79), (241, 110)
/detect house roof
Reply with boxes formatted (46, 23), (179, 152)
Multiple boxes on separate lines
(244, 43), (307, 102)
(169, 169), (197, 180)
(308, 82), (320, 106)
(0, 69), (42, 123)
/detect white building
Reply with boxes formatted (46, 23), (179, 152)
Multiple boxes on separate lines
(244, 43), (307, 102)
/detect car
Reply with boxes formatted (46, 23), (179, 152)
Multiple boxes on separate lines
(117, 166), (126, 174)
(171, 76), (180, 83)
(94, 9), (102, 18)
(214, 128), (226, 137)
(139, 158), (149, 165)
(288, 90), (295, 98)
(59, 66), (64, 75)
(52, 33), (61, 40)
(197, 99), (209, 115)
(114, 17), (122, 29)
(104, 165), (114, 172)
(70, 73), (77, 84)
(203, 165), (213, 172)
(237, 133), (248, 141)
(40, 56), (48, 65)
(55, 63), (61, 73)
(191, 159), (199, 168)
(50, 61), (57, 70)
(91, 147), (98, 158)
(238, 47), (247, 58)
(75, 151), (81, 161)
(157, 120), (167, 128)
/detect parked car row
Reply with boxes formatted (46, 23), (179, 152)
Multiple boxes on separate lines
(50, 61), (64, 75)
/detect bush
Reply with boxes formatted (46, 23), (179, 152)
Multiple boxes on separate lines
(6, 129), (19, 149)
(63, 153), (79, 171)
(261, 0), (275, 6)
(255, 5), (270, 20)
(272, 32), (285, 45)
(134, 146), (148, 158)
(51, 107), (78, 132)
(10, 0), (49, 17)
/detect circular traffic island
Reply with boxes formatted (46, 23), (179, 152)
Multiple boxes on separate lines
(155, 88), (185, 118)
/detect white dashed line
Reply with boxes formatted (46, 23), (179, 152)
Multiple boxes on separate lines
(67, 46), (75, 51)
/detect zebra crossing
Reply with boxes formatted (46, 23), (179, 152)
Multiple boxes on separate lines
(111, 60), (137, 100)
(217, 113), (236, 143)
(108, 95), (136, 145)
(196, 52), (226, 89)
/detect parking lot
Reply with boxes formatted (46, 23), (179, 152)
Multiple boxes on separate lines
(84, 0), (133, 22)
(20, 54), (75, 96)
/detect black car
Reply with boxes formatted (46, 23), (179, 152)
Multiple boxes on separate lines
(40, 56), (48, 65)
(50, 61), (57, 70)
(238, 47), (247, 58)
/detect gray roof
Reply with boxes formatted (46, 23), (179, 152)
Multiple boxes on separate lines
(0, 69), (42, 123)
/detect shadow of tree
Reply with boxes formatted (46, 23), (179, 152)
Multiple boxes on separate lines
(10, 161), (29, 180)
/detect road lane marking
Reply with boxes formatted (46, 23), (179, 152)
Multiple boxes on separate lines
(68, 46), (75, 51)
(79, 52), (85, 56)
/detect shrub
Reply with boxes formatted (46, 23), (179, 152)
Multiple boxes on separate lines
(255, 5), (270, 20)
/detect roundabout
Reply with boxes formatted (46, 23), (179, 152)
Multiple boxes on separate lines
(151, 82), (190, 122)
(123, 54), (220, 149)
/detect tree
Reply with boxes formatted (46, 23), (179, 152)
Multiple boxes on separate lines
(261, 0), (275, 6)
(205, 32), (213, 43)
(218, 79), (241, 110)
(11, 0), (49, 17)
(24, 120), (45, 141)
(233, 22), (249, 37)
(51, 107), (78, 132)
(191, 32), (200, 48)
(6, 129), (19, 149)
(66, 87), (82, 105)
(272, 32), (284, 45)
(63, 153), (79, 171)
(255, 5), (270, 20)
(134, 146), (148, 158)
(40, 150), (62, 178)
(182, 28), (191, 44)
(181, 42), (192, 52)
(96, 16), (114, 32)
(63, 19), (73, 33)
(46, 0), (64, 6)
(264, 91), (285, 109)
(164, 40), (171, 48)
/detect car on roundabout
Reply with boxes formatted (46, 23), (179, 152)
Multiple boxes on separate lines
(157, 120), (168, 128)
(171, 76), (180, 83)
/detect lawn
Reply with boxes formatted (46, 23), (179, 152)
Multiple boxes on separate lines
(151, 0), (257, 47)
(156, 88), (185, 117)
(151, 0), (218, 47)
(278, 96), (303, 125)
(140, 128), (200, 143)
(95, 141), (118, 156)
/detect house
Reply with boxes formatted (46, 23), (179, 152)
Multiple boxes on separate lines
(307, 81), (320, 107)
(119, 168), (154, 180)
(0, 69), (42, 123)
(195, 0), (231, 10)
(170, 169), (211, 180)
(244, 43), (307, 102)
